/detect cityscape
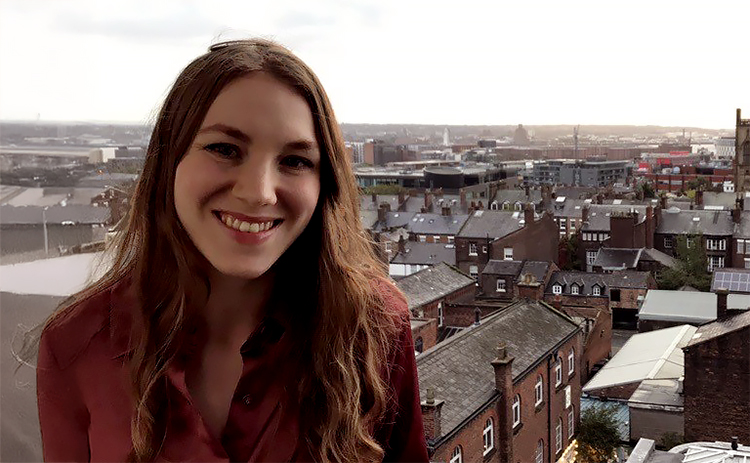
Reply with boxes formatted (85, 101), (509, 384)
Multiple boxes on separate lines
(1, 112), (750, 462)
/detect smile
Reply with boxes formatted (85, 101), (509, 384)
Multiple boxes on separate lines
(215, 211), (282, 234)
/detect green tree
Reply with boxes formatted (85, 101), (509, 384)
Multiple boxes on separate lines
(559, 235), (582, 270)
(639, 181), (656, 199)
(656, 234), (711, 291)
(577, 405), (621, 463)
(361, 184), (406, 195)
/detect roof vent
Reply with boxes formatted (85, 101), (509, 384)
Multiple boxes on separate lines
(692, 217), (700, 222)
(475, 210), (484, 217)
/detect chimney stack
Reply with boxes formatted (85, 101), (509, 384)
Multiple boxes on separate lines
(525, 184), (530, 199)
(695, 189), (704, 208)
(398, 236), (406, 255)
(734, 198), (743, 224)
(660, 194), (668, 209)
(732, 437), (739, 451)
(524, 203), (534, 226)
(420, 388), (445, 441)
(424, 191), (434, 212)
(582, 205), (589, 224)
(371, 193), (377, 204)
(646, 205), (654, 248)
(473, 307), (481, 326)
(491, 342), (514, 463)
(460, 190), (467, 209)
(716, 288), (728, 319)
(442, 206), (451, 216)
(377, 203), (389, 223)
(397, 190), (406, 206)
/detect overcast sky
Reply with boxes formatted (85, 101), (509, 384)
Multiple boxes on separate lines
(1, 0), (748, 129)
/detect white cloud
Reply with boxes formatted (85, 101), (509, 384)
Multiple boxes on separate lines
(0, 0), (748, 127)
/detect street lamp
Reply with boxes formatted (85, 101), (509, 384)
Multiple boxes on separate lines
(42, 206), (50, 255)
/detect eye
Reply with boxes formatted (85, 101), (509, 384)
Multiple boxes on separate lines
(204, 142), (241, 159)
(280, 155), (316, 170)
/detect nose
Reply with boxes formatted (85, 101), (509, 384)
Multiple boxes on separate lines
(231, 157), (278, 207)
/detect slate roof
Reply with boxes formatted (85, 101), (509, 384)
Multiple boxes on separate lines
(518, 261), (551, 283)
(482, 260), (523, 275)
(656, 209), (734, 236)
(417, 300), (579, 440)
(370, 211), (416, 232)
(407, 213), (469, 236)
(456, 210), (526, 239)
(593, 248), (643, 270)
(546, 270), (651, 296)
(732, 211), (750, 238)
(359, 194), (401, 212)
(641, 248), (679, 269)
(583, 325), (696, 393)
(490, 189), (542, 207)
(685, 309), (750, 347)
(582, 204), (649, 231)
(547, 198), (589, 219)
(395, 262), (474, 311)
(390, 242), (456, 266)
(0, 205), (110, 226)
(638, 290), (750, 323)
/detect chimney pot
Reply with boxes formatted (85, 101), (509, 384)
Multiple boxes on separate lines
(732, 436), (738, 451)
(474, 307), (481, 326)
(426, 388), (435, 405)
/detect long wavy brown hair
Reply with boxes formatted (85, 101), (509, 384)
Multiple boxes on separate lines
(44, 39), (402, 462)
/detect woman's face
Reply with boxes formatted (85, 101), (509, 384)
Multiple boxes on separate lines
(174, 73), (321, 281)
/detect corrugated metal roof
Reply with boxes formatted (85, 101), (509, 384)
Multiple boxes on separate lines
(638, 290), (750, 323)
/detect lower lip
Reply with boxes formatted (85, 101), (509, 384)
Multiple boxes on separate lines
(215, 214), (278, 245)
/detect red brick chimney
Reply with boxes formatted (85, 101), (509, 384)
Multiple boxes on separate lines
(377, 203), (390, 223)
(491, 342), (514, 463)
(460, 190), (467, 209)
(695, 189), (704, 208)
(646, 206), (654, 248)
(397, 190), (406, 206)
(734, 199), (742, 224)
(716, 288), (728, 319)
(424, 191), (434, 212)
(420, 388), (445, 441)
(517, 273), (542, 300)
(582, 205), (589, 224)
(524, 203), (534, 226)
(398, 236), (406, 255)
(371, 193), (377, 204)
(442, 205), (451, 216)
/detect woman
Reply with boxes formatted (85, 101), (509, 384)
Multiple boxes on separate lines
(37, 39), (429, 462)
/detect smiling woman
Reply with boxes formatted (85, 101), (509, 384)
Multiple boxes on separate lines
(35, 39), (429, 463)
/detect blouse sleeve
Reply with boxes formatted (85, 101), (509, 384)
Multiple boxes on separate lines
(37, 330), (91, 462)
(382, 319), (430, 463)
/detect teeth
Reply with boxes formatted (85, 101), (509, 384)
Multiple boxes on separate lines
(219, 213), (275, 234)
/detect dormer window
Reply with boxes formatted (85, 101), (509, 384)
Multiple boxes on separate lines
(571, 284), (579, 295)
(552, 284), (562, 295)
(592, 285), (601, 296)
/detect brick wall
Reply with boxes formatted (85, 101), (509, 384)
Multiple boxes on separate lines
(492, 214), (559, 266)
(443, 303), (502, 328)
(637, 318), (686, 333)
(414, 283), (476, 321)
(479, 274), (515, 301)
(431, 406), (500, 463)
(684, 327), (750, 442)
(630, 407), (684, 443)
(412, 318), (439, 352)
(610, 287), (647, 312)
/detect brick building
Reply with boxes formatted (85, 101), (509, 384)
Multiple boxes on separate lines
(578, 204), (654, 271)
(455, 207), (559, 278)
(478, 260), (557, 302)
(655, 208), (734, 272)
(683, 293), (750, 443)
(395, 262), (476, 330)
(417, 300), (582, 463)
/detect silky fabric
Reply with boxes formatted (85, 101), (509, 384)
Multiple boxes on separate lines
(37, 277), (429, 462)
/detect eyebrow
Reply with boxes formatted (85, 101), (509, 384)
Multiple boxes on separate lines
(197, 123), (318, 153)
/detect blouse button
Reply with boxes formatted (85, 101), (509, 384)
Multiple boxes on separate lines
(242, 394), (252, 406)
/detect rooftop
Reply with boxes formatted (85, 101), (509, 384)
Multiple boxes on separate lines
(583, 325), (696, 393)
(638, 290), (750, 323)
(395, 262), (474, 311)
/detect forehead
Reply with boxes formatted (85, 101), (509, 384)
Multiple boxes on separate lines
(199, 73), (317, 143)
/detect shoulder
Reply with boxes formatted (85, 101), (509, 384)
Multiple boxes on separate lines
(370, 277), (410, 320)
(40, 278), (131, 369)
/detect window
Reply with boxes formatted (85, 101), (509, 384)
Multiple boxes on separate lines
(568, 407), (575, 438)
(482, 245), (487, 254)
(450, 446), (462, 463)
(535, 375), (543, 405)
(504, 247), (513, 260)
(555, 357), (562, 386)
(663, 236), (674, 248)
(448, 235), (454, 244)
(586, 250), (598, 265)
(384, 241), (392, 253)
(469, 265), (478, 278)
(719, 239), (727, 251)
(512, 395), (521, 427)
(483, 418), (494, 455)
(610, 288), (621, 302)
(535, 440), (544, 463)
(555, 418), (563, 453)
(514, 202), (523, 211)
(438, 302), (444, 327)
(496, 279), (506, 292)
(490, 201), (498, 210)
(559, 219), (567, 230)
(571, 284), (579, 295)
(708, 256), (725, 271)
(686, 237), (694, 248)
(469, 242), (477, 256)
(739, 239), (746, 255)
(745, 257), (750, 269)
(592, 285), (601, 296)
(415, 337), (423, 353)
(582, 233), (589, 241)
(419, 235), (427, 243)
(552, 284), (562, 295)
(568, 348), (575, 376)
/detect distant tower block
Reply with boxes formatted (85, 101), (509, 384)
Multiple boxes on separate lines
(734, 109), (750, 193)
(443, 127), (451, 146)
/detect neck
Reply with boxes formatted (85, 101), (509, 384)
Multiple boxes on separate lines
(201, 269), (275, 346)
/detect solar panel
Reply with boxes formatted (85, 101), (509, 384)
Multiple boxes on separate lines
(712, 270), (750, 292)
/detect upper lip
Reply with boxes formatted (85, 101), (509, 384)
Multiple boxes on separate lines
(214, 210), (280, 223)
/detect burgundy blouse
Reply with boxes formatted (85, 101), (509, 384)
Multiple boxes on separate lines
(37, 278), (429, 462)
